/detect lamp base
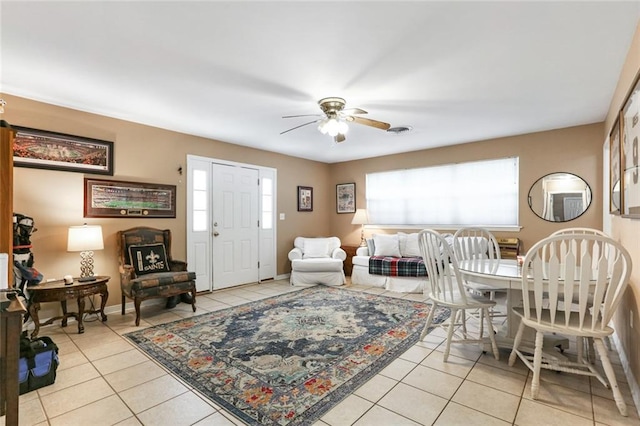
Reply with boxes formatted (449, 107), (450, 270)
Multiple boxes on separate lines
(359, 227), (366, 246)
(79, 251), (96, 281)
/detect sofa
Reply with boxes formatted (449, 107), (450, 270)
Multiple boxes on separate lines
(351, 232), (454, 293)
(288, 236), (347, 287)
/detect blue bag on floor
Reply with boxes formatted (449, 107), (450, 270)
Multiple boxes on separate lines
(18, 333), (59, 394)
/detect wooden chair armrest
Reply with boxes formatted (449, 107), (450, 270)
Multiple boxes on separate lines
(169, 260), (188, 272)
(119, 264), (134, 283)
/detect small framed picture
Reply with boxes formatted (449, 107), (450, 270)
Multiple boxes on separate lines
(336, 182), (356, 213)
(297, 186), (313, 212)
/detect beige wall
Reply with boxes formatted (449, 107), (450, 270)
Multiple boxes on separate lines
(329, 123), (604, 251)
(3, 93), (332, 305)
(5, 92), (606, 307)
(604, 21), (640, 391)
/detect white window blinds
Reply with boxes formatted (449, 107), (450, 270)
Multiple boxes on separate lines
(366, 157), (519, 226)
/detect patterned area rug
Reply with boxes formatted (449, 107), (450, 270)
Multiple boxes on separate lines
(125, 286), (450, 425)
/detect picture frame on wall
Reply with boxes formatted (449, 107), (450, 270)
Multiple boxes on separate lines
(620, 73), (640, 218)
(609, 118), (621, 215)
(12, 126), (114, 175)
(84, 178), (176, 218)
(297, 186), (313, 212)
(336, 182), (356, 213)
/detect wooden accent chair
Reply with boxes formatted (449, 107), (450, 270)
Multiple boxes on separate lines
(117, 227), (196, 325)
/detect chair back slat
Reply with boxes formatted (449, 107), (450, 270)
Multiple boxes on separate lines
(453, 227), (501, 274)
(419, 229), (466, 304)
(547, 251), (561, 324)
(521, 233), (631, 332)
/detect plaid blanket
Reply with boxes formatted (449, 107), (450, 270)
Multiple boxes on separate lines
(369, 256), (427, 277)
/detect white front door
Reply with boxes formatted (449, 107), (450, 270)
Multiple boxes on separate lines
(211, 163), (259, 289)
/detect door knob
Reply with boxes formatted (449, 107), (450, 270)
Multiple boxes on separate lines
(213, 231), (220, 237)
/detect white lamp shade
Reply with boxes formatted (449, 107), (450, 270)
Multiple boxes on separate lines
(67, 225), (104, 252)
(351, 209), (369, 225)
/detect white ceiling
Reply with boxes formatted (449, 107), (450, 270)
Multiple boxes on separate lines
(1, 1), (639, 163)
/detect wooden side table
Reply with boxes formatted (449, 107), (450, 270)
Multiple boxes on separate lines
(341, 245), (360, 276)
(27, 276), (110, 338)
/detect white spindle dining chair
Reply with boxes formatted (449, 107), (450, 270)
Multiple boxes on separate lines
(508, 233), (632, 416)
(418, 229), (499, 362)
(547, 227), (614, 356)
(453, 227), (505, 324)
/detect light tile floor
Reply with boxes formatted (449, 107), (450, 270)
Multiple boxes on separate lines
(2, 279), (639, 426)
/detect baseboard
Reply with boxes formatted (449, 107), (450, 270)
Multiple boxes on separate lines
(611, 332), (640, 418)
(275, 273), (290, 281)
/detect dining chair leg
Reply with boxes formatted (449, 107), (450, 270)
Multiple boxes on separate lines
(419, 302), (437, 340)
(478, 308), (484, 341)
(508, 321), (526, 366)
(460, 309), (468, 337)
(483, 307), (499, 360)
(576, 336), (585, 363)
(587, 337), (596, 364)
(443, 308), (458, 362)
(531, 330), (544, 399)
(594, 338), (628, 416)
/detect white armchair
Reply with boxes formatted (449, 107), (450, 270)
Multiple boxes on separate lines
(288, 237), (346, 287)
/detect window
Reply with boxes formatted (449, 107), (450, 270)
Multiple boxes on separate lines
(366, 157), (519, 227)
(261, 177), (273, 229)
(192, 169), (208, 231)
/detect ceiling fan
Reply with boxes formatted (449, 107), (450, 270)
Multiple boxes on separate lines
(280, 97), (391, 143)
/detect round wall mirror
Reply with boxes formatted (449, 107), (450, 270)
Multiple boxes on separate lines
(528, 172), (592, 222)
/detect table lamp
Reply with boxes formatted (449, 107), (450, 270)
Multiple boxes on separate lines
(67, 224), (104, 281)
(351, 209), (369, 246)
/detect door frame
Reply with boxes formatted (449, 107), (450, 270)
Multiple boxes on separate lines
(186, 155), (277, 292)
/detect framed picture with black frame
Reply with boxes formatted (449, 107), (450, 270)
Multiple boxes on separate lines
(297, 186), (313, 212)
(620, 72), (640, 218)
(336, 182), (356, 213)
(12, 126), (114, 175)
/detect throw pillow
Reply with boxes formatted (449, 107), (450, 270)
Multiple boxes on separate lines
(366, 238), (375, 256)
(399, 232), (421, 257)
(128, 243), (171, 276)
(373, 234), (401, 257)
(303, 238), (330, 259)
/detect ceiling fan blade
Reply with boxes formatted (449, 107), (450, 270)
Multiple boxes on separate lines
(346, 115), (391, 130)
(334, 133), (346, 143)
(282, 114), (323, 119)
(342, 108), (368, 115)
(280, 119), (321, 135)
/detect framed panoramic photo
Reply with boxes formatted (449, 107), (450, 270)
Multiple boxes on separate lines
(13, 126), (114, 175)
(621, 72), (640, 218)
(297, 186), (313, 212)
(609, 118), (621, 215)
(84, 178), (176, 218)
(336, 182), (356, 213)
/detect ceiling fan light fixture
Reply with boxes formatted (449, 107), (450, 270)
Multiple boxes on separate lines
(318, 117), (348, 137)
(282, 97), (388, 141)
